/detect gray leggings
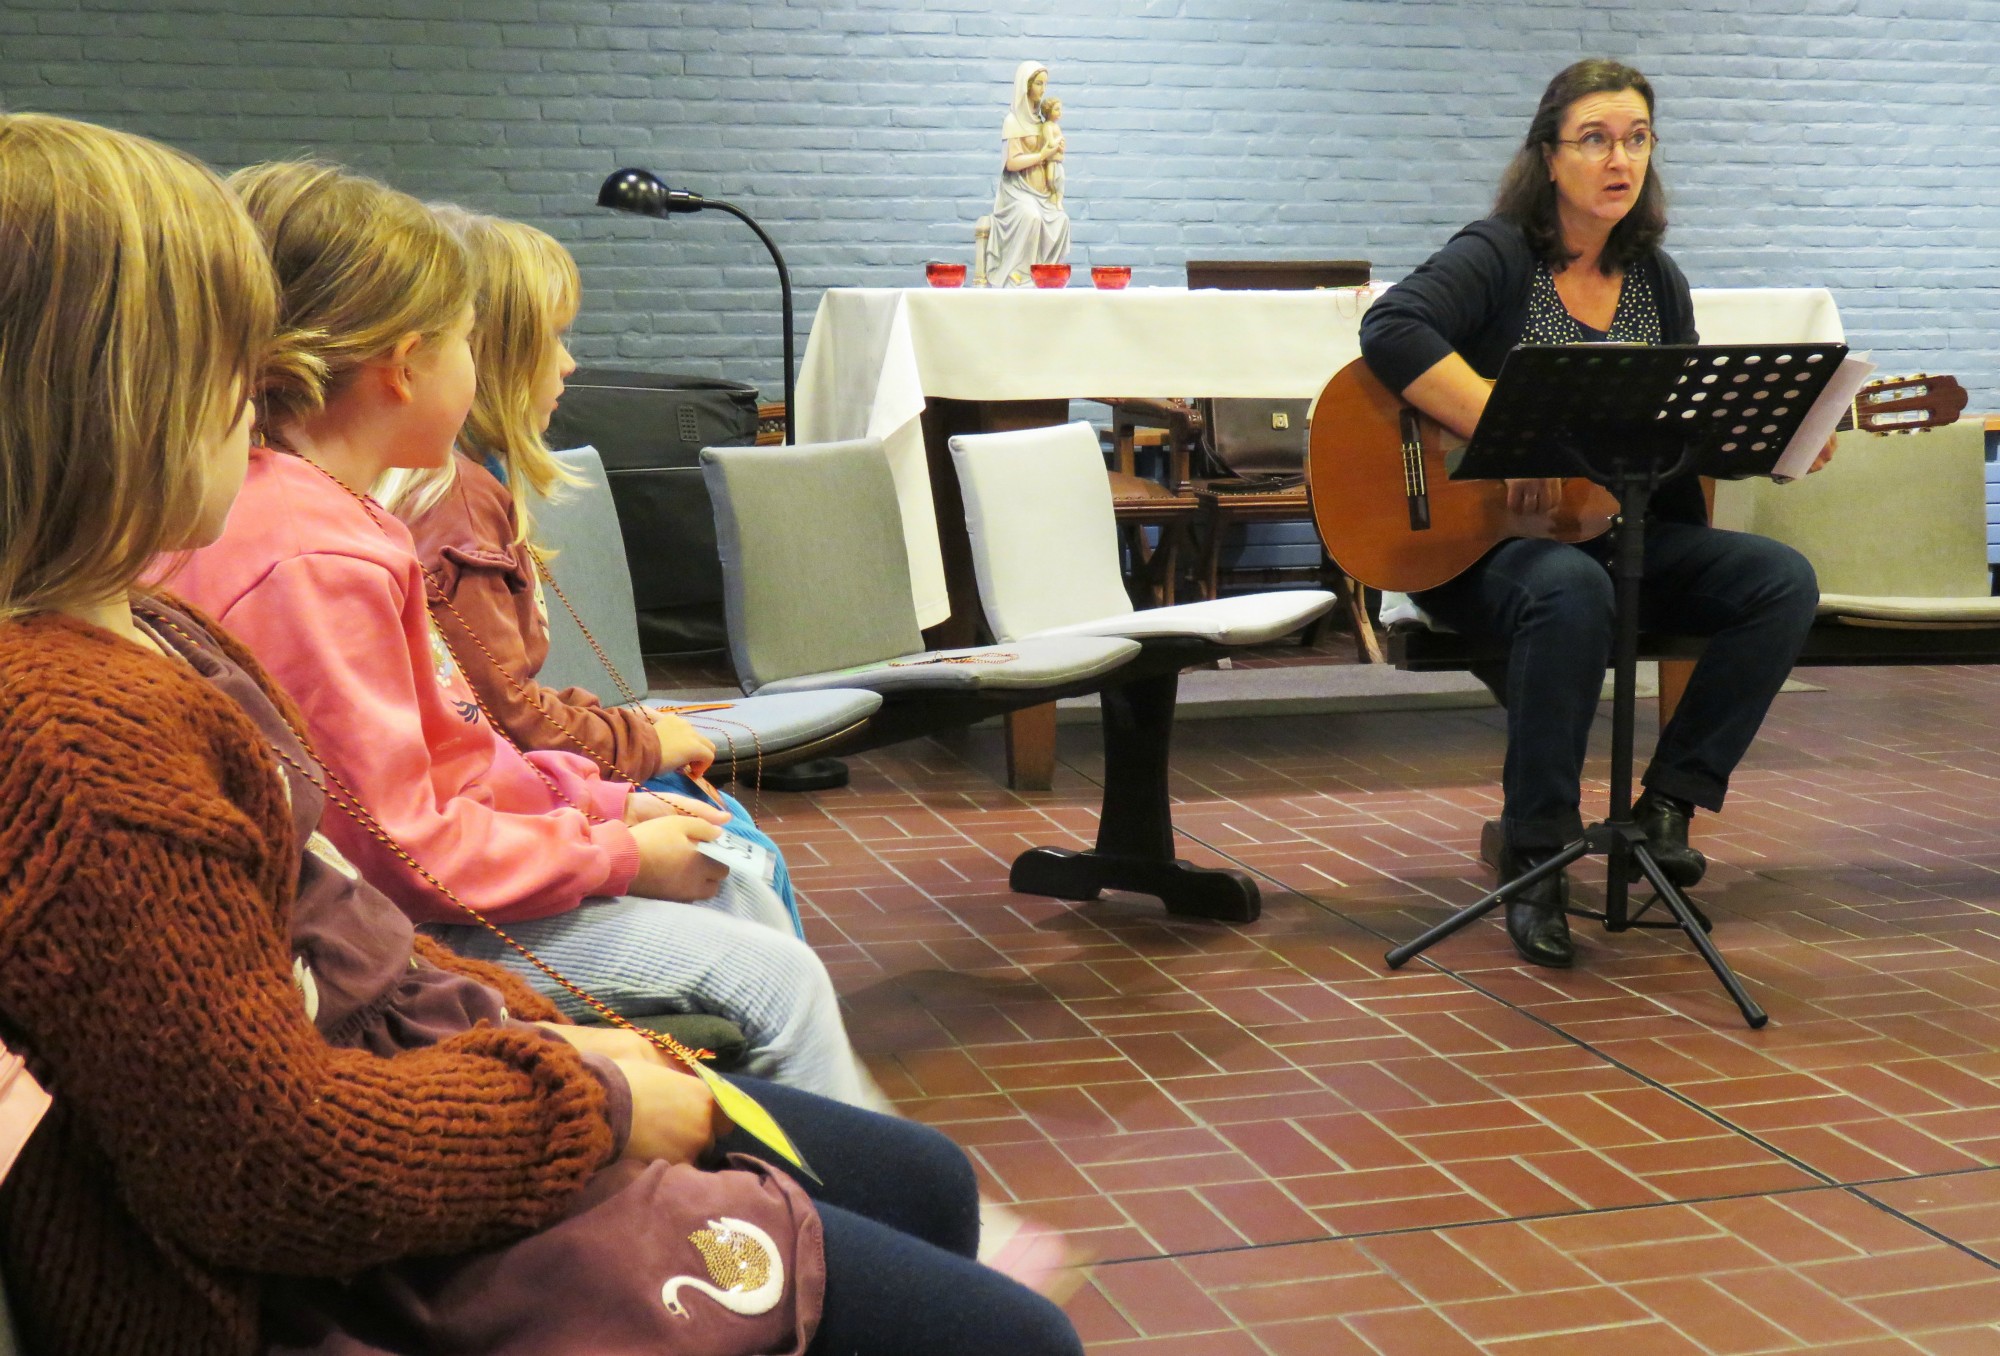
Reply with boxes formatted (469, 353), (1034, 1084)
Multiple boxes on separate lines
(436, 875), (870, 1106)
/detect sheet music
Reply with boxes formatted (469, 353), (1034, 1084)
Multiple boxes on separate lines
(1769, 352), (1877, 482)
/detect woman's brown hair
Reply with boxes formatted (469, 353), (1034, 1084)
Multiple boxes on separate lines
(1492, 59), (1667, 275)
(0, 114), (275, 619)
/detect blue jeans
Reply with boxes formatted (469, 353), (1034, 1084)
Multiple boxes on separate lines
(1414, 522), (1818, 851)
(721, 1078), (1083, 1356)
(645, 769), (802, 937)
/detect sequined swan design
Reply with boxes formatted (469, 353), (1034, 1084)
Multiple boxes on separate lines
(661, 1216), (784, 1318)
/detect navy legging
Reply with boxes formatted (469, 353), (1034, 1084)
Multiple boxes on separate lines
(718, 1078), (1082, 1356)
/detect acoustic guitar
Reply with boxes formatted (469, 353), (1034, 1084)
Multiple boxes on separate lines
(1306, 358), (1968, 593)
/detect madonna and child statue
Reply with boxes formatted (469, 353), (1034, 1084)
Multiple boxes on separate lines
(983, 60), (1071, 286)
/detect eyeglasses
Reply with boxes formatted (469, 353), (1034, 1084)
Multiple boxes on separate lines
(1555, 129), (1657, 161)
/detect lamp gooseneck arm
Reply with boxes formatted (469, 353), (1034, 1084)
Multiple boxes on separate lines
(704, 198), (795, 446)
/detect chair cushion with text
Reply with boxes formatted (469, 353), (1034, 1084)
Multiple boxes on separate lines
(644, 689), (883, 756)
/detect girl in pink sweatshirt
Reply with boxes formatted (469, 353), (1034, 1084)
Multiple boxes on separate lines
(383, 208), (802, 934)
(171, 161), (870, 1105)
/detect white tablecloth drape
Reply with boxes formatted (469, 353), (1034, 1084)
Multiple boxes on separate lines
(795, 285), (1843, 627)
(796, 284), (1386, 625)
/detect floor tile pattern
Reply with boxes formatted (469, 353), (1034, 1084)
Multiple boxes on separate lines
(726, 657), (2000, 1352)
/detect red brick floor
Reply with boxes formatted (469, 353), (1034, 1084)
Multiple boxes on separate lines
(732, 660), (2000, 1353)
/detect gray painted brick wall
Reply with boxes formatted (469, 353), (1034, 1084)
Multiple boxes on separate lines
(4, 0), (1996, 409)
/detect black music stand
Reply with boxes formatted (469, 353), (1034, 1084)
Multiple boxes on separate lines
(1384, 342), (1848, 1029)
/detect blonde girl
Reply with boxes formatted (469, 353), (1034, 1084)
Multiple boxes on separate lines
(0, 114), (1077, 1356)
(383, 208), (805, 933)
(169, 161), (871, 1104)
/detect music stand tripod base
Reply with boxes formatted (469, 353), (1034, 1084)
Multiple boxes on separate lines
(1381, 341), (1845, 1031)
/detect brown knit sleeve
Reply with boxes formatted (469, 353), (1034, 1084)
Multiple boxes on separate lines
(410, 933), (567, 1024)
(0, 684), (617, 1278)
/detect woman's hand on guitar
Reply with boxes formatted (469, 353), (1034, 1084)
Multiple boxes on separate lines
(1807, 435), (1837, 475)
(1506, 478), (1565, 516)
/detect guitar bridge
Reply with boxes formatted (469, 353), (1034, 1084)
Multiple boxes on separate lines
(1399, 408), (1431, 532)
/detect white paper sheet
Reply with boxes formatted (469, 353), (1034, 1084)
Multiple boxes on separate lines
(1770, 352), (1876, 482)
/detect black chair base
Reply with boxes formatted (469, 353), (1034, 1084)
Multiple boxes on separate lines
(1011, 846), (1261, 922)
(578, 1011), (749, 1069)
(795, 638), (1263, 926)
(737, 756), (850, 792)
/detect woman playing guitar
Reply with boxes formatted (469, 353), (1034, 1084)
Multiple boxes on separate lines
(1357, 59), (1834, 969)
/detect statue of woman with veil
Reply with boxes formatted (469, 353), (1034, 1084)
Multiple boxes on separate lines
(984, 60), (1071, 287)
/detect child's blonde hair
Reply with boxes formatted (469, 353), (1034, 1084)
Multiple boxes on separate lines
(381, 207), (583, 541)
(228, 160), (470, 436)
(0, 114), (275, 621)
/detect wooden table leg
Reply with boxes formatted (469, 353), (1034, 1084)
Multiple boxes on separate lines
(1006, 702), (1058, 792)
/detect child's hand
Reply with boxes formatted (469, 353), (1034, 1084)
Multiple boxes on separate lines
(652, 713), (716, 778)
(615, 1059), (732, 1165)
(628, 815), (728, 900)
(540, 1021), (680, 1070)
(625, 791), (729, 827)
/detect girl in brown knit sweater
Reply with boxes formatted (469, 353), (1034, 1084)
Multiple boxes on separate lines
(0, 114), (1081, 1356)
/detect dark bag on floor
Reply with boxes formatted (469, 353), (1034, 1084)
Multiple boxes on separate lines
(1199, 397), (1313, 480)
(545, 369), (759, 657)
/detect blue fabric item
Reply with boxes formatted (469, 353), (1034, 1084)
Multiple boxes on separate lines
(436, 891), (866, 1104)
(645, 769), (802, 937)
(720, 1078), (1083, 1356)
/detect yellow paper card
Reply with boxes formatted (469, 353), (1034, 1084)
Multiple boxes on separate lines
(691, 1060), (822, 1185)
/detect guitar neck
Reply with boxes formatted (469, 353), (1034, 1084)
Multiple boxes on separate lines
(1840, 373), (1967, 435)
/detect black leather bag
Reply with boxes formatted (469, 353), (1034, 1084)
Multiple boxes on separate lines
(1199, 396), (1313, 480)
(544, 369), (758, 656)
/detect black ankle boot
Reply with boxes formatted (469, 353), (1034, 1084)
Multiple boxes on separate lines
(1632, 790), (1707, 888)
(1500, 846), (1574, 968)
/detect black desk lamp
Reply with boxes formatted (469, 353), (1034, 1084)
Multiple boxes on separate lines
(596, 169), (845, 793)
(597, 168), (795, 445)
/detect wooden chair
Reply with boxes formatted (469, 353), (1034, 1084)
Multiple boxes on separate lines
(1196, 484), (1384, 663)
(1105, 397), (1203, 605)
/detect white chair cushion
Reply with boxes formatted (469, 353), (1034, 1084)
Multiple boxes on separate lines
(948, 421), (1136, 641)
(1815, 594), (2000, 625)
(754, 636), (1139, 697)
(644, 689), (883, 757)
(1026, 590), (1337, 647)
